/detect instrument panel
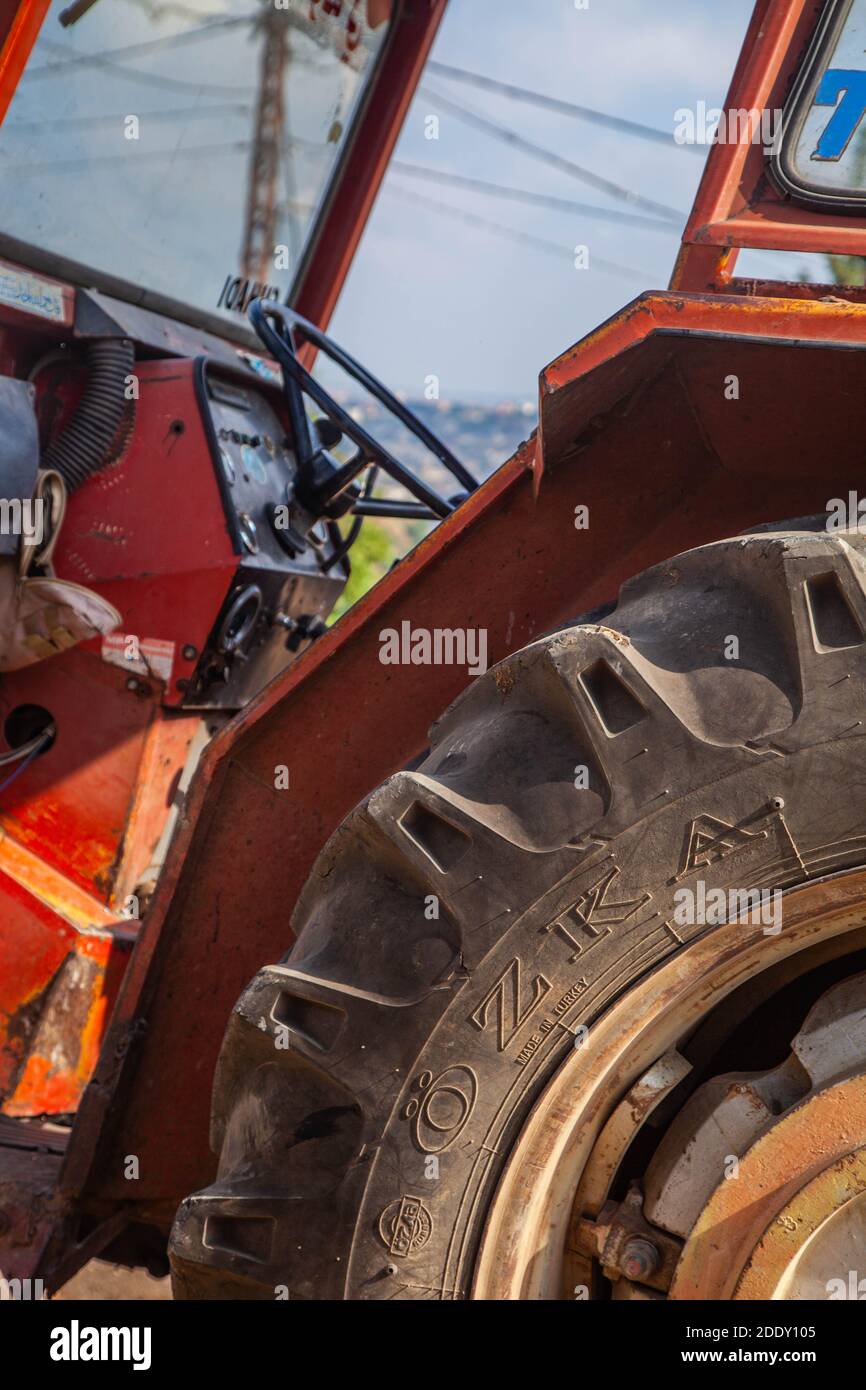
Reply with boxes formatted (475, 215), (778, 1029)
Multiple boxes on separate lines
(191, 360), (345, 709)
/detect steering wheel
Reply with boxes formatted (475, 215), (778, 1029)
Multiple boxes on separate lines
(247, 298), (477, 525)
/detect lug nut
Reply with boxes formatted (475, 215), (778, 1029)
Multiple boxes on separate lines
(621, 1237), (661, 1282)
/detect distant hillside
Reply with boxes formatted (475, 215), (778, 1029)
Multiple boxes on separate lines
(336, 396), (537, 489)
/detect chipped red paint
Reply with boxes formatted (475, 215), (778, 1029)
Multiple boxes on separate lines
(0, 874), (74, 1097)
(673, 0), (866, 293)
(0, 867), (129, 1116)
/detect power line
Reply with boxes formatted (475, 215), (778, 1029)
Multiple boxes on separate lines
(24, 15), (255, 76)
(2, 132), (327, 174)
(106, 0), (214, 23)
(427, 60), (703, 155)
(420, 86), (684, 225)
(391, 161), (676, 232)
(387, 182), (656, 283)
(5, 102), (252, 132)
(34, 38), (253, 95)
(4, 138), (253, 173)
(28, 8), (333, 81)
(26, 16), (334, 97)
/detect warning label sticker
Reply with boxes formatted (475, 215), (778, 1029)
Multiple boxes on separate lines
(0, 266), (66, 323)
(102, 634), (175, 683)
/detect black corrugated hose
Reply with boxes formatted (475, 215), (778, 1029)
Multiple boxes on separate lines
(43, 338), (136, 491)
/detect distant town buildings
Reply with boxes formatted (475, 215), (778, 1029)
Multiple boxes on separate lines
(332, 395), (537, 486)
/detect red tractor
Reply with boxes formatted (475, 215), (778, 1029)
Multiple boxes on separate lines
(1, 0), (866, 1306)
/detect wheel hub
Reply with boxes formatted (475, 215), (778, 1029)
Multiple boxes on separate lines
(472, 870), (866, 1300)
(651, 973), (866, 1299)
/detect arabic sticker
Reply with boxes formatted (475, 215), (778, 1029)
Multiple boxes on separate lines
(0, 266), (66, 323)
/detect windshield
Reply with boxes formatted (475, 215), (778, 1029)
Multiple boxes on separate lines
(0, 0), (391, 326)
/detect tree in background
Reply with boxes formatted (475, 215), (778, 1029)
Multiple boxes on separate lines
(825, 254), (866, 286)
(330, 520), (396, 622)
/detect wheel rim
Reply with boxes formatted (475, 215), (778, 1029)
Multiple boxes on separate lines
(473, 867), (866, 1300)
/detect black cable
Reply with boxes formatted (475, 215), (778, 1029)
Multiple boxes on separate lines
(6, 134), (325, 175)
(0, 728), (56, 795)
(27, 16), (255, 76)
(386, 183), (656, 283)
(6, 102), (252, 132)
(43, 340), (136, 491)
(0, 725), (56, 769)
(391, 161), (676, 232)
(420, 86), (684, 225)
(426, 61), (703, 154)
(33, 38), (253, 96)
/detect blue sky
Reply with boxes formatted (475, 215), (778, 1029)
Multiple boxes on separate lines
(328, 0), (793, 401)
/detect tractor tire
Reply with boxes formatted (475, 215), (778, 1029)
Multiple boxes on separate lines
(169, 521), (866, 1299)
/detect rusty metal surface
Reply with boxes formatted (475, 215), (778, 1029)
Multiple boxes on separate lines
(0, 653), (183, 897)
(0, 1114), (67, 1152)
(473, 871), (866, 1300)
(670, 1074), (866, 1299)
(644, 970), (866, 1255)
(4, 935), (128, 1118)
(564, 1051), (691, 1298)
(736, 1148), (866, 1298)
(0, 1118), (67, 1283)
(58, 292), (866, 1215)
(664, 971), (866, 1298)
(592, 1188), (681, 1294)
(0, 661), (195, 1117)
(0, 872), (130, 1118)
(574, 1051), (692, 1222)
(672, 0), (866, 294)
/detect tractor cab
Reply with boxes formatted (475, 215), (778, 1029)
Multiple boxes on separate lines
(0, 0), (456, 1123)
